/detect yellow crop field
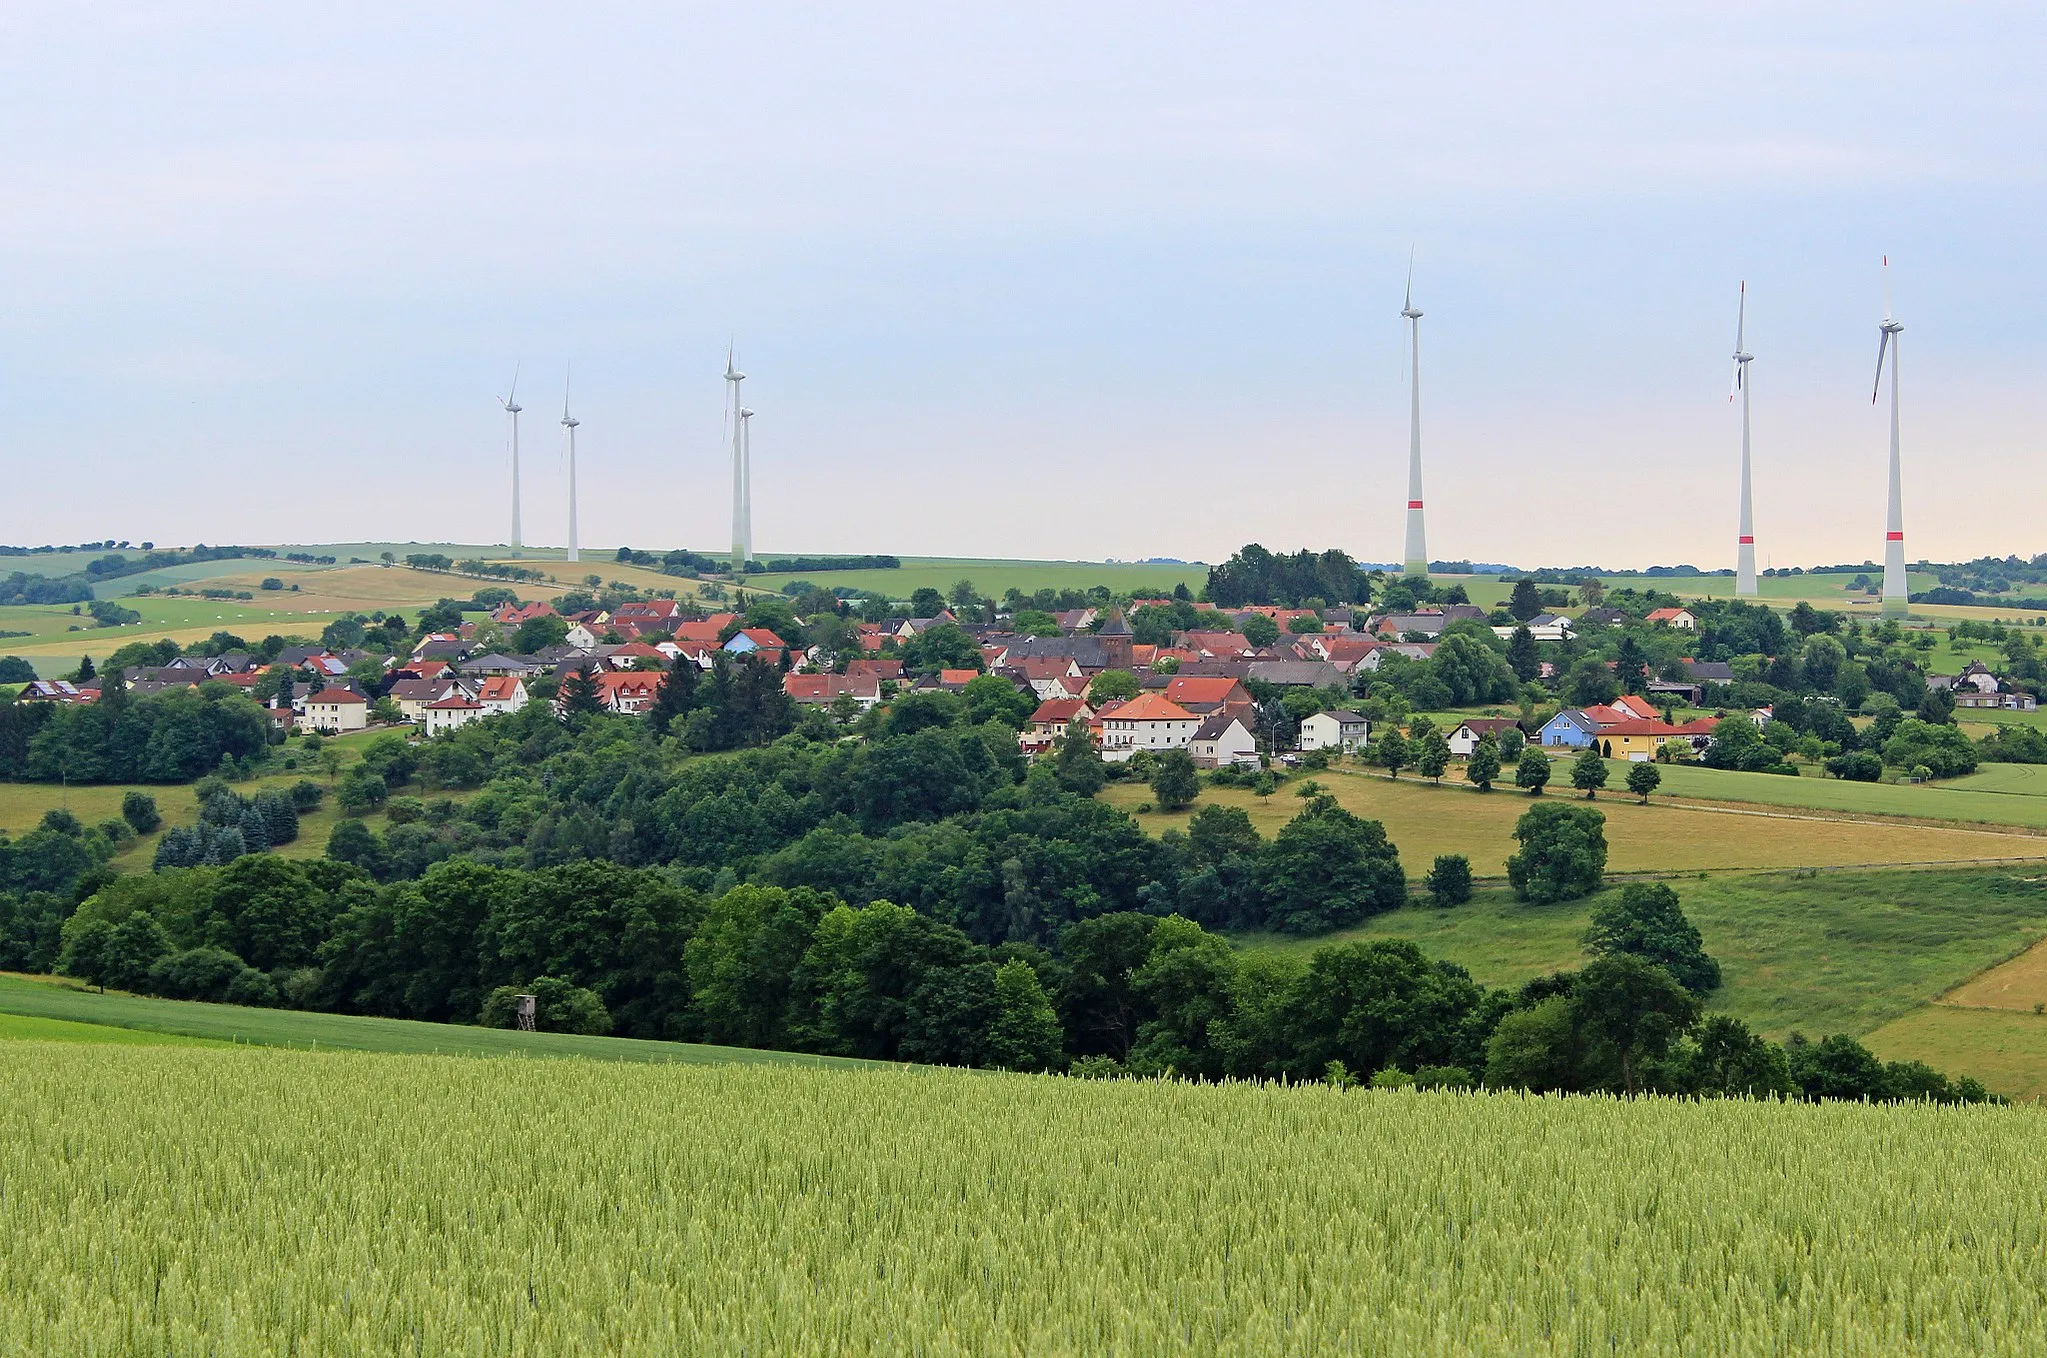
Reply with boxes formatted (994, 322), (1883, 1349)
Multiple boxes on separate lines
(1867, 1007), (2047, 1103)
(1940, 937), (2047, 1013)
(6, 1046), (2047, 1355)
(1101, 769), (2047, 875)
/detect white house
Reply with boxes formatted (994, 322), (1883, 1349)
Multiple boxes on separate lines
(1447, 717), (1520, 756)
(564, 623), (602, 648)
(1298, 710), (1368, 753)
(1190, 713), (1259, 768)
(423, 693), (486, 737)
(1646, 607), (1698, 631)
(1493, 613), (1574, 643)
(476, 675), (528, 716)
(1096, 691), (1201, 762)
(298, 687), (368, 733)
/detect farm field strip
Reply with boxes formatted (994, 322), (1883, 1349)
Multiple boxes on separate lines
(0, 974), (880, 1067)
(1102, 768), (2047, 876)
(1865, 1006), (2047, 1103)
(6, 1047), (2047, 1355)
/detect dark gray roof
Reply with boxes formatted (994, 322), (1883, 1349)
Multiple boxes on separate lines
(1314, 710), (1366, 724)
(1683, 661), (1735, 682)
(1002, 636), (1114, 669)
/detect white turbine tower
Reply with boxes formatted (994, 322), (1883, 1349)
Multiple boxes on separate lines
(1400, 265), (1428, 579)
(1731, 284), (1757, 598)
(1872, 258), (1907, 616)
(499, 367), (524, 551)
(561, 368), (581, 564)
(739, 405), (755, 566)
(725, 347), (748, 571)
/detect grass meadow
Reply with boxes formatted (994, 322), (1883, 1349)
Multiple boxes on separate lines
(1240, 868), (2047, 1046)
(1100, 766), (2047, 875)
(6, 1047), (2047, 1354)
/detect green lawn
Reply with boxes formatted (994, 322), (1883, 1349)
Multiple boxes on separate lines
(1240, 868), (2047, 1047)
(0, 974), (883, 1068)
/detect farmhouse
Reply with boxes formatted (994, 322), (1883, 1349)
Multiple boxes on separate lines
(1645, 607), (1698, 630)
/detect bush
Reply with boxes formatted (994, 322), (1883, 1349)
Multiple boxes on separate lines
(147, 946), (249, 1002)
(1825, 750), (1884, 781)
(120, 790), (161, 835)
(1506, 802), (1608, 905)
(289, 779), (325, 811)
(336, 768), (389, 816)
(477, 977), (613, 1036)
(225, 966), (280, 1007)
(1425, 854), (1473, 906)
(384, 796), (428, 826)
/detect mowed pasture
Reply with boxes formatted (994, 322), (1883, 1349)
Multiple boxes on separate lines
(7, 1047), (2047, 1355)
(1243, 869), (2047, 1048)
(1644, 761), (2047, 829)
(1100, 767), (2047, 875)
(0, 1009), (227, 1047)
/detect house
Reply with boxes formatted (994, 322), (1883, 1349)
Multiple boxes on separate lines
(1298, 710), (1368, 753)
(563, 623), (602, 649)
(1190, 713), (1259, 768)
(723, 627), (786, 654)
(1096, 691), (1201, 761)
(460, 653), (539, 678)
(476, 675), (528, 716)
(844, 658), (905, 684)
(672, 615), (739, 644)
(1495, 613), (1573, 643)
(1539, 708), (1603, 748)
(388, 678), (463, 721)
(1646, 680), (1703, 707)
(783, 672), (883, 709)
(1007, 655), (1089, 699)
(1354, 643), (1436, 670)
(582, 671), (662, 715)
(1590, 718), (1689, 762)
(1370, 610), (1448, 639)
(422, 693), (486, 737)
(1020, 697), (1095, 756)
(1645, 607), (1698, 631)
(1955, 688), (2039, 711)
(299, 687), (368, 733)
(605, 642), (669, 670)
(1957, 661), (2000, 695)
(17, 679), (92, 703)
(1607, 694), (1662, 722)
(1447, 717), (1520, 756)
(1179, 630), (1255, 660)
(1578, 607), (1632, 627)
(1054, 607), (1098, 633)
(489, 601), (556, 627)
(1162, 676), (1253, 715)
(610, 600), (685, 629)
(935, 668), (981, 691)
(1245, 660), (1348, 689)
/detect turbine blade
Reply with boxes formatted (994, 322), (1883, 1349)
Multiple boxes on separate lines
(1404, 246), (1414, 311)
(1881, 254), (1892, 321)
(1872, 329), (1890, 404)
(1736, 281), (1745, 351)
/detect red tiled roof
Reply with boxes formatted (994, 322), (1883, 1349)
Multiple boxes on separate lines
(307, 687), (366, 704)
(426, 694), (483, 710)
(1102, 691), (1196, 723)
(1030, 697), (1090, 726)
(939, 668), (980, 685)
(1163, 677), (1243, 704)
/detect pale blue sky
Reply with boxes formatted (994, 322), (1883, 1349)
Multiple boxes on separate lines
(1, 3), (2042, 568)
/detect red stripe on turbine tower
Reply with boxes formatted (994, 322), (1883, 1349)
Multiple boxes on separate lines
(1887, 532), (1904, 541)
(1738, 536), (1753, 545)
(1407, 501), (1424, 510)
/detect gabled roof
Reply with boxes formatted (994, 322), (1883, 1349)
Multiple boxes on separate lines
(1311, 710), (1367, 724)
(1646, 607), (1695, 622)
(1102, 691), (1195, 723)
(477, 675), (524, 702)
(426, 694), (484, 711)
(1543, 708), (1599, 730)
(1192, 712), (1251, 741)
(1454, 716), (1520, 735)
(1595, 718), (1685, 737)
(1030, 697), (1091, 726)
(1163, 676), (1246, 704)
(308, 686), (367, 704)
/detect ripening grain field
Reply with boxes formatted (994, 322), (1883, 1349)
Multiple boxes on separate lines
(6, 1046), (2047, 1356)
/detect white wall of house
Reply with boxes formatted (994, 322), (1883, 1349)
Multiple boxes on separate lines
(1298, 713), (1367, 752)
(1099, 717), (1198, 761)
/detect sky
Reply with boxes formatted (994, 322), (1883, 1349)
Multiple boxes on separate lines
(1, 2), (2042, 570)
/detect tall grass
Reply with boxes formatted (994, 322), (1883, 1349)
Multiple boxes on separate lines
(5, 1044), (2046, 1354)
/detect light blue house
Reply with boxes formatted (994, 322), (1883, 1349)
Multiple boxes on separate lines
(1538, 708), (1601, 749)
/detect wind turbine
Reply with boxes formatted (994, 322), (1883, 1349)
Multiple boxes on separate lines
(725, 346), (747, 571)
(738, 405), (755, 567)
(561, 367), (581, 564)
(1731, 284), (1757, 598)
(1400, 260), (1428, 579)
(1872, 258), (1906, 616)
(499, 366), (523, 551)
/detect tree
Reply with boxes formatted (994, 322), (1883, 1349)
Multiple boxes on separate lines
(1240, 614), (1280, 647)
(1414, 728), (1450, 784)
(1578, 578), (1605, 608)
(1150, 748), (1201, 811)
(1086, 669), (1139, 705)
(1464, 733), (1501, 792)
(1258, 801), (1407, 933)
(1508, 578), (1543, 622)
(1565, 660), (1620, 708)
(1584, 882), (1721, 994)
(1011, 609), (1062, 636)
(1826, 749), (1884, 781)
(1626, 761), (1661, 803)
(1613, 635), (1648, 694)
(1186, 804), (1261, 868)
(336, 767), (388, 816)
(561, 664), (604, 717)
(1882, 718), (1978, 779)
(1506, 801), (1608, 904)
(1514, 747), (1552, 795)
(1506, 625), (1540, 682)
(985, 958), (1064, 1071)
(1374, 728), (1408, 778)
(1570, 747), (1608, 799)
(512, 614), (570, 653)
(479, 977), (613, 1034)
(909, 587), (947, 618)
(1053, 718), (1106, 795)
(120, 790), (161, 835)
(1425, 854), (1472, 905)
(648, 659), (699, 735)
(1057, 913), (1160, 1061)
(962, 674), (1034, 730)
(1570, 954), (1701, 1095)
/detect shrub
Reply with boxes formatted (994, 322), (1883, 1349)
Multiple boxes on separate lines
(1825, 750), (1884, 781)
(120, 791), (162, 835)
(289, 779), (325, 811)
(384, 796), (428, 826)
(1425, 854), (1473, 906)
(477, 977), (613, 1036)
(147, 946), (249, 1002)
